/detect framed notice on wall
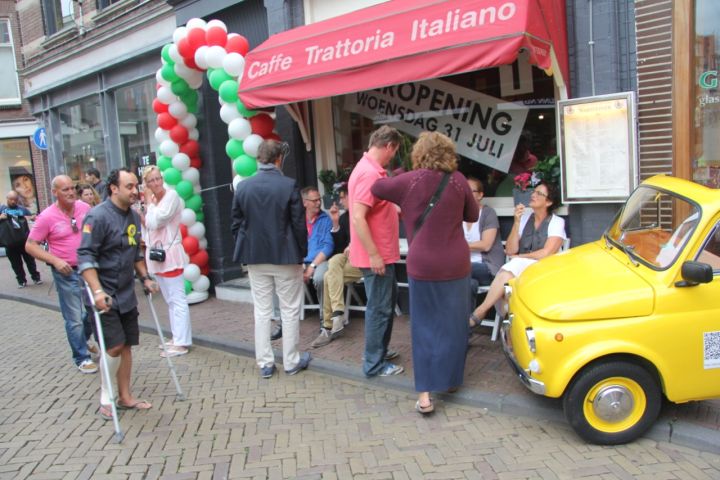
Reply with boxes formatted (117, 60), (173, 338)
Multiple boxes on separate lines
(557, 92), (638, 203)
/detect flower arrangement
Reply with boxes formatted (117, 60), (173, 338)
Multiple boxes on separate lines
(513, 172), (538, 192)
(513, 155), (561, 191)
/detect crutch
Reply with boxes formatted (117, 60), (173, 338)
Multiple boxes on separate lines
(145, 292), (186, 401)
(83, 282), (124, 443)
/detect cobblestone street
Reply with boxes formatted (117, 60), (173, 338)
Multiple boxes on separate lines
(2, 299), (720, 479)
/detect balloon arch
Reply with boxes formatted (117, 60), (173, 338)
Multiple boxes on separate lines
(152, 18), (279, 303)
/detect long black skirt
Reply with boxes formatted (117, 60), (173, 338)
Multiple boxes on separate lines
(408, 275), (471, 392)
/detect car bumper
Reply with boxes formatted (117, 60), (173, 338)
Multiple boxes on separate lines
(500, 318), (546, 395)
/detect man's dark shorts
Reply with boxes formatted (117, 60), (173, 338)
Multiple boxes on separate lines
(91, 307), (140, 349)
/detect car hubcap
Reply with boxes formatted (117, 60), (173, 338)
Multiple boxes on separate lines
(583, 377), (646, 433)
(593, 385), (633, 422)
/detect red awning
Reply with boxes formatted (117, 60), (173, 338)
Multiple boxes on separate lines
(239, 0), (568, 109)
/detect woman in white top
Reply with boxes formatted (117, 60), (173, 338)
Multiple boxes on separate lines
(469, 181), (566, 328)
(464, 177), (505, 287)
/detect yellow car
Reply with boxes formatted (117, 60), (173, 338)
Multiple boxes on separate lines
(502, 175), (720, 444)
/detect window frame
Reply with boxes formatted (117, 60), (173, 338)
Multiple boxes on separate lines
(0, 18), (21, 107)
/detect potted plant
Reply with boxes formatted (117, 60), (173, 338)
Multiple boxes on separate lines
(533, 154), (561, 187)
(512, 172), (536, 206)
(318, 169), (338, 209)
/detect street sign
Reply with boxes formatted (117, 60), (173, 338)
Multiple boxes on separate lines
(32, 127), (47, 150)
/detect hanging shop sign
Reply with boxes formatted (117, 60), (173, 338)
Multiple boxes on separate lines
(344, 78), (529, 172)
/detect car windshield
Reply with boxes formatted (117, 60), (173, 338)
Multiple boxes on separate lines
(606, 186), (700, 269)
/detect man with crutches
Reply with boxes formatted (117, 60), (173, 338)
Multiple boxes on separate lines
(77, 168), (159, 422)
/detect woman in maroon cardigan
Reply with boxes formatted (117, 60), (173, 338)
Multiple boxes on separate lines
(372, 131), (478, 414)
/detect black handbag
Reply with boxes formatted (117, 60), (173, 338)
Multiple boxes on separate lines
(0, 215), (30, 248)
(412, 172), (450, 239)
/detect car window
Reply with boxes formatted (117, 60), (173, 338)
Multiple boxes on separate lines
(696, 222), (720, 274)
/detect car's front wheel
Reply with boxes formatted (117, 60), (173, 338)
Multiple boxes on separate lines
(563, 361), (661, 445)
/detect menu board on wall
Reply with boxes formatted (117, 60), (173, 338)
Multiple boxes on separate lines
(557, 92), (638, 203)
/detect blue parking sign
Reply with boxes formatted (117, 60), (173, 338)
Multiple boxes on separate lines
(32, 127), (47, 150)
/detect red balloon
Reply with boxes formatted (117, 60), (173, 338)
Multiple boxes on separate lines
(180, 224), (188, 238)
(182, 236), (199, 256)
(152, 99), (169, 114)
(184, 55), (198, 70)
(157, 112), (177, 130)
(170, 125), (189, 144)
(225, 34), (249, 55)
(200, 264), (210, 276)
(206, 27), (227, 47)
(190, 157), (203, 169)
(180, 140), (200, 158)
(250, 114), (275, 137)
(190, 249), (209, 267)
(177, 37), (194, 60)
(187, 28), (206, 50)
(267, 132), (282, 142)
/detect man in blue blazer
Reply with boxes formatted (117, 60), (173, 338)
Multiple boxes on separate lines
(231, 140), (312, 379)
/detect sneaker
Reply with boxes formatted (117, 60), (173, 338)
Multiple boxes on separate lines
(260, 364), (276, 379)
(285, 352), (312, 375)
(33, 279), (43, 285)
(18, 282), (27, 289)
(330, 314), (345, 336)
(78, 359), (98, 374)
(378, 362), (404, 376)
(160, 345), (188, 358)
(270, 323), (282, 341)
(311, 329), (332, 348)
(385, 349), (399, 361)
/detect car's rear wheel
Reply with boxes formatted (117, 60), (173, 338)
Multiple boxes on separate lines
(563, 361), (661, 445)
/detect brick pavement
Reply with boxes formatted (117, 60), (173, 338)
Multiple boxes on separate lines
(1, 260), (719, 455)
(2, 299), (720, 479)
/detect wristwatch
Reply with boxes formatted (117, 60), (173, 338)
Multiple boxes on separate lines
(140, 274), (154, 282)
(309, 263), (316, 269)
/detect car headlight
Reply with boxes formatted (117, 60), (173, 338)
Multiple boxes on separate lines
(525, 327), (536, 353)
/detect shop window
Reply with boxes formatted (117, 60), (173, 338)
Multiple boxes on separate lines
(0, 138), (38, 214)
(0, 19), (21, 106)
(330, 65), (556, 199)
(59, 97), (107, 181)
(41, 0), (74, 36)
(694, 1), (720, 188)
(114, 78), (158, 178)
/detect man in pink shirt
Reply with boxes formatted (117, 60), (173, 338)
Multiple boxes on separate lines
(26, 175), (97, 374)
(348, 125), (404, 377)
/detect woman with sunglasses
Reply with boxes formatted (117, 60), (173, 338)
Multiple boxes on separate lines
(469, 181), (566, 328)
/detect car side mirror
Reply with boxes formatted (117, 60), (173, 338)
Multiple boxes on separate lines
(675, 261), (714, 287)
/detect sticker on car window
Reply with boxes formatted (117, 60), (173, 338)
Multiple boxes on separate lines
(703, 331), (720, 369)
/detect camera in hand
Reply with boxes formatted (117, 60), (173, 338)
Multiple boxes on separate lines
(149, 247), (166, 262)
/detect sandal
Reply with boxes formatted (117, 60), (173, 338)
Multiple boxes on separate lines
(98, 404), (114, 421)
(469, 314), (483, 329)
(415, 399), (434, 415)
(116, 399), (152, 411)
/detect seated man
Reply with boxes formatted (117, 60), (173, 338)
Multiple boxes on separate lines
(311, 185), (362, 348)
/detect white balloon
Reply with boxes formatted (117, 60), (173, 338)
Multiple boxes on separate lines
(186, 18), (207, 30)
(187, 73), (204, 90)
(218, 97), (227, 106)
(182, 167), (200, 185)
(156, 69), (170, 87)
(180, 114), (197, 129)
(173, 26), (188, 44)
(222, 53), (245, 77)
(199, 237), (208, 250)
(157, 86), (176, 104)
(205, 46), (227, 69)
(228, 118), (251, 140)
(242, 134), (263, 158)
(220, 103), (241, 124)
(183, 264), (201, 283)
(194, 45), (209, 70)
(188, 128), (200, 141)
(232, 174), (243, 190)
(174, 62), (194, 81)
(192, 275), (210, 293)
(206, 19), (227, 32)
(171, 153), (191, 171)
(160, 140), (179, 157)
(168, 44), (183, 64)
(154, 128), (170, 143)
(180, 208), (197, 226)
(188, 222), (206, 239)
(168, 102), (188, 120)
(194, 184), (201, 194)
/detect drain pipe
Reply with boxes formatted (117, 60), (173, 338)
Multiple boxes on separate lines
(588, 0), (596, 95)
(76, 0), (86, 36)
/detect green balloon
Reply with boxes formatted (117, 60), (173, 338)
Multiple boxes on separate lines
(209, 69), (232, 91)
(176, 180), (194, 200)
(236, 99), (257, 118)
(205, 67), (215, 81)
(184, 279), (193, 294)
(186, 102), (198, 114)
(219, 80), (239, 103)
(233, 154), (257, 177)
(161, 44), (174, 65)
(195, 212), (204, 223)
(171, 79), (189, 96)
(163, 167), (182, 185)
(225, 139), (244, 159)
(181, 90), (198, 108)
(161, 64), (178, 83)
(185, 194), (203, 213)
(157, 156), (172, 171)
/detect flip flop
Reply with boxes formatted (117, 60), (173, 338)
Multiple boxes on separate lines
(415, 399), (434, 415)
(98, 404), (114, 421)
(116, 399), (152, 411)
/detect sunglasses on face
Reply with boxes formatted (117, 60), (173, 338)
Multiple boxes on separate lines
(70, 217), (78, 233)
